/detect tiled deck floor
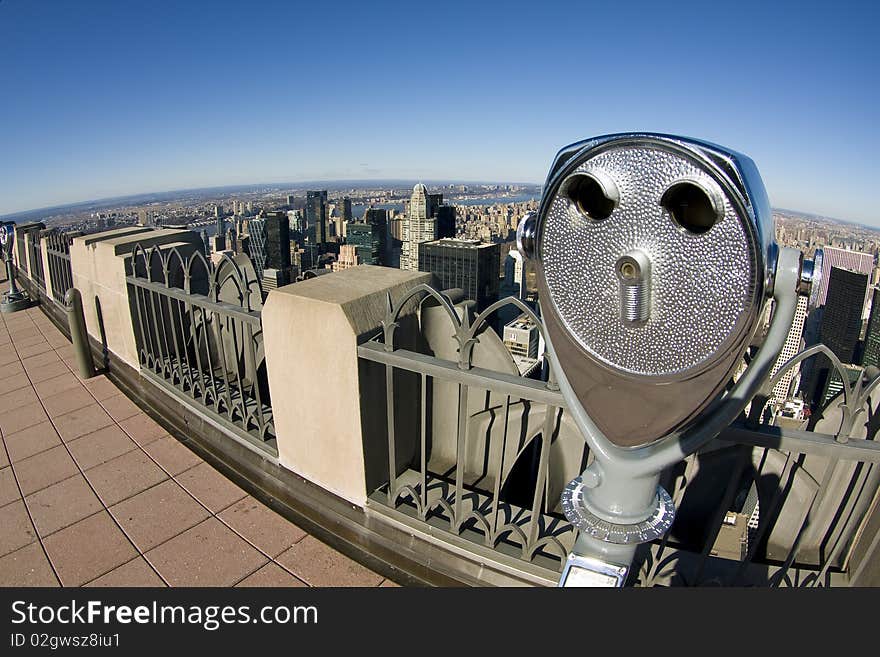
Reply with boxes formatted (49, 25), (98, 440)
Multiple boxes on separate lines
(0, 303), (395, 587)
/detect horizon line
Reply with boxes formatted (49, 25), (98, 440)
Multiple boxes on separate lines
(0, 181), (871, 233)
(0, 178), (544, 220)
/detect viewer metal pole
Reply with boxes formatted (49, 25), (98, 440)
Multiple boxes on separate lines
(0, 223), (31, 313)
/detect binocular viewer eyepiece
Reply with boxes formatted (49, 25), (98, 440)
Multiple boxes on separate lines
(519, 133), (789, 449)
(521, 134), (816, 581)
(0, 222), (15, 248)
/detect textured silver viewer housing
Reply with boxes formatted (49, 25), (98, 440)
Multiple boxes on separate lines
(519, 133), (776, 448)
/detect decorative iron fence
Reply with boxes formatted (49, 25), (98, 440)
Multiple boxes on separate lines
(43, 229), (78, 303)
(126, 244), (276, 454)
(358, 286), (585, 575)
(28, 233), (45, 291)
(359, 284), (880, 586)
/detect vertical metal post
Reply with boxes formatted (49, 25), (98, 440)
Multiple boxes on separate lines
(1, 232), (30, 313)
(64, 288), (96, 379)
(556, 248), (802, 586)
(6, 258), (19, 296)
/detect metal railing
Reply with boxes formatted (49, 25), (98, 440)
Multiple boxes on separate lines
(632, 345), (880, 586)
(359, 285), (880, 586)
(359, 286), (584, 575)
(29, 233), (45, 291)
(126, 244), (276, 454)
(43, 229), (75, 304)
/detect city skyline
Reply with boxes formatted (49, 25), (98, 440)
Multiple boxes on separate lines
(2, 176), (875, 233)
(1, 1), (878, 224)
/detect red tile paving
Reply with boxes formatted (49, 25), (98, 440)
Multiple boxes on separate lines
(0, 304), (395, 587)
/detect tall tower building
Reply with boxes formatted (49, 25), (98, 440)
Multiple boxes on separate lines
(305, 190), (329, 252)
(821, 267), (868, 362)
(362, 207), (388, 265)
(497, 250), (528, 326)
(504, 250), (526, 299)
(424, 192), (455, 238)
(364, 207), (388, 225)
(815, 246), (874, 309)
(804, 266), (869, 407)
(263, 212), (291, 273)
(347, 222), (383, 265)
(427, 193), (443, 218)
(390, 217), (404, 241)
(767, 295), (809, 407)
(341, 197), (352, 222)
(435, 205), (456, 239)
(247, 218), (268, 280)
(417, 238), (500, 311)
(861, 287), (880, 368)
(401, 183), (436, 271)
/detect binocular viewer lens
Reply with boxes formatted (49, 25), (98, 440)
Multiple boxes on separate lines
(522, 133), (777, 448)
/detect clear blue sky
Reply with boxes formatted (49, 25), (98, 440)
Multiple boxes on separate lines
(1, 0), (878, 224)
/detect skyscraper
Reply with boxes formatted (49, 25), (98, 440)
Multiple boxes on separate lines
(306, 190), (329, 252)
(423, 192), (455, 239)
(216, 214), (226, 247)
(435, 205), (456, 239)
(803, 266), (868, 407)
(341, 197), (352, 222)
(502, 250), (526, 300)
(401, 183), (436, 271)
(861, 287), (880, 368)
(263, 212), (291, 272)
(497, 249), (528, 327)
(363, 207), (388, 265)
(767, 295), (809, 407)
(347, 222), (383, 265)
(247, 218), (267, 279)
(427, 193), (443, 218)
(390, 217), (403, 241)
(814, 246), (874, 309)
(822, 267), (868, 362)
(418, 238), (500, 311)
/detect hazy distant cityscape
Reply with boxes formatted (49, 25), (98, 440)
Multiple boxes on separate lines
(0, 182), (539, 232)
(7, 182), (880, 258)
(8, 176), (880, 425)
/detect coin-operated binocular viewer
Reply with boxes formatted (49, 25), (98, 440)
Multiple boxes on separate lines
(517, 134), (812, 586)
(0, 222), (31, 313)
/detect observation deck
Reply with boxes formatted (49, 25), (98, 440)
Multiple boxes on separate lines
(3, 224), (879, 587)
(0, 258), (391, 587)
